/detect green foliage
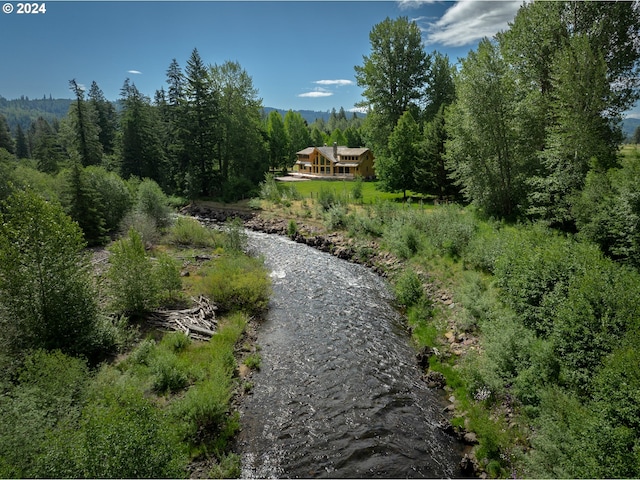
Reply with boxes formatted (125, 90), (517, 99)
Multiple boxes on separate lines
(83, 371), (187, 478)
(422, 205), (478, 258)
(63, 162), (108, 246)
(287, 219), (298, 238)
(151, 348), (190, 393)
(119, 210), (161, 246)
(243, 353), (262, 370)
(259, 173), (300, 204)
(136, 178), (172, 228)
(188, 254), (270, 315)
(0, 350), (88, 478)
(0, 190), (104, 358)
(222, 217), (248, 252)
(84, 165), (133, 232)
(169, 216), (218, 247)
(393, 268), (424, 307)
(155, 252), (183, 302)
(108, 228), (159, 315)
(351, 175), (364, 202)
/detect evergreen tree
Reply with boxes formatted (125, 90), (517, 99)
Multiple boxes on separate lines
(284, 110), (311, 167)
(182, 48), (219, 196)
(68, 79), (102, 166)
(0, 114), (14, 154)
(633, 126), (640, 145)
(88, 81), (118, 155)
(266, 110), (289, 171)
(64, 162), (107, 246)
(14, 124), (29, 159)
(415, 105), (457, 199)
(30, 117), (66, 173)
(119, 79), (166, 185)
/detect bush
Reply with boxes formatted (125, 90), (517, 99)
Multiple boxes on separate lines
(170, 216), (218, 247)
(136, 178), (172, 228)
(384, 220), (423, 259)
(151, 350), (189, 394)
(394, 268), (424, 307)
(108, 228), (159, 315)
(84, 166), (133, 233)
(324, 204), (348, 230)
(0, 190), (103, 358)
(423, 204), (478, 258)
(155, 252), (182, 303)
(119, 210), (161, 246)
(222, 217), (248, 252)
(287, 219), (298, 238)
(171, 373), (232, 442)
(83, 373), (187, 478)
(188, 255), (270, 315)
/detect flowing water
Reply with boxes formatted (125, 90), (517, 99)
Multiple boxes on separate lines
(237, 231), (465, 478)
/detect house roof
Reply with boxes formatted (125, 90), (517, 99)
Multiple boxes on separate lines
(296, 146), (370, 164)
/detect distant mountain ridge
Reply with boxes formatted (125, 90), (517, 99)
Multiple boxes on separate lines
(0, 95), (364, 131)
(0, 95), (636, 140)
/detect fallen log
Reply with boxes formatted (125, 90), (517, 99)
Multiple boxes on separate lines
(145, 296), (217, 340)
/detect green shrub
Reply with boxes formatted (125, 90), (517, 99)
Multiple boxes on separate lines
(394, 268), (424, 307)
(83, 373), (187, 478)
(317, 186), (338, 211)
(161, 331), (191, 353)
(222, 217), (248, 252)
(136, 178), (172, 228)
(190, 255), (270, 315)
(352, 176), (364, 203)
(384, 220), (423, 259)
(151, 350), (189, 394)
(84, 166), (133, 233)
(171, 374), (232, 442)
(0, 190), (102, 358)
(243, 354), (262, 370)
(108, 228), (159, 315)
(324, 204), (348, 230)
(423, 204), (478, 258)
(170, 216), (218, 247)
(155, 252), (182, 302)
(287, 219), (298, 238)
(128, 338), (157, 367)
(119, 210), (161, 246)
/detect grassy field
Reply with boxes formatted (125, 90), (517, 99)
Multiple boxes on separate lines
(285, 179), (425, 204)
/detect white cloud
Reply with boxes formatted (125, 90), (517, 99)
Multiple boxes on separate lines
(298, 90), (334, 98)
(423, 1), (522, 47)
(314, 79), (354, 87)
(127, 70), (142, 75)
(397, 0), (439, 10)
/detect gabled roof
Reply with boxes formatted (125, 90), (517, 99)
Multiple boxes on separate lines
(296, 146), (371, 164)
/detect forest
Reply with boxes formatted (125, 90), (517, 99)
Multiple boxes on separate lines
(0, 0), (640, 478)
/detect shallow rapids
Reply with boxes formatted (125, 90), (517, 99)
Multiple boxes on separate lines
(237, 231), (464, 478)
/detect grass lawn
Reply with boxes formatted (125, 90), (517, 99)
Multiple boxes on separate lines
(287, 179), (426, 204)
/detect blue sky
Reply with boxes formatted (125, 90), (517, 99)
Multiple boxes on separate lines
(1, 1), (638, 117)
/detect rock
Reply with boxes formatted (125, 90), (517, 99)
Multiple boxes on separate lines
(463, 432), (478, 444)
(445, 331), (456, 343)
(424, 370), (446, 389)
(416, 346), (434, 368)
(460, 453), (478, 476)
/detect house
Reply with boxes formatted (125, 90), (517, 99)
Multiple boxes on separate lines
(294, 143), (375, 179)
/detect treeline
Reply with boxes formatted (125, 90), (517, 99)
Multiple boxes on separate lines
(356, 3), (640, 230)
(0, 50), (365, 204)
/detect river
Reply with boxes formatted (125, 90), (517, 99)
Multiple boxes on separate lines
(237, 230), (465, 478)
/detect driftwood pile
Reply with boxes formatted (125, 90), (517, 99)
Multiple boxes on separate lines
(147, 295), (217, 341)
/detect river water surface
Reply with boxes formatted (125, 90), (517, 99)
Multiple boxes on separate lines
(237, 231), (464, 478)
